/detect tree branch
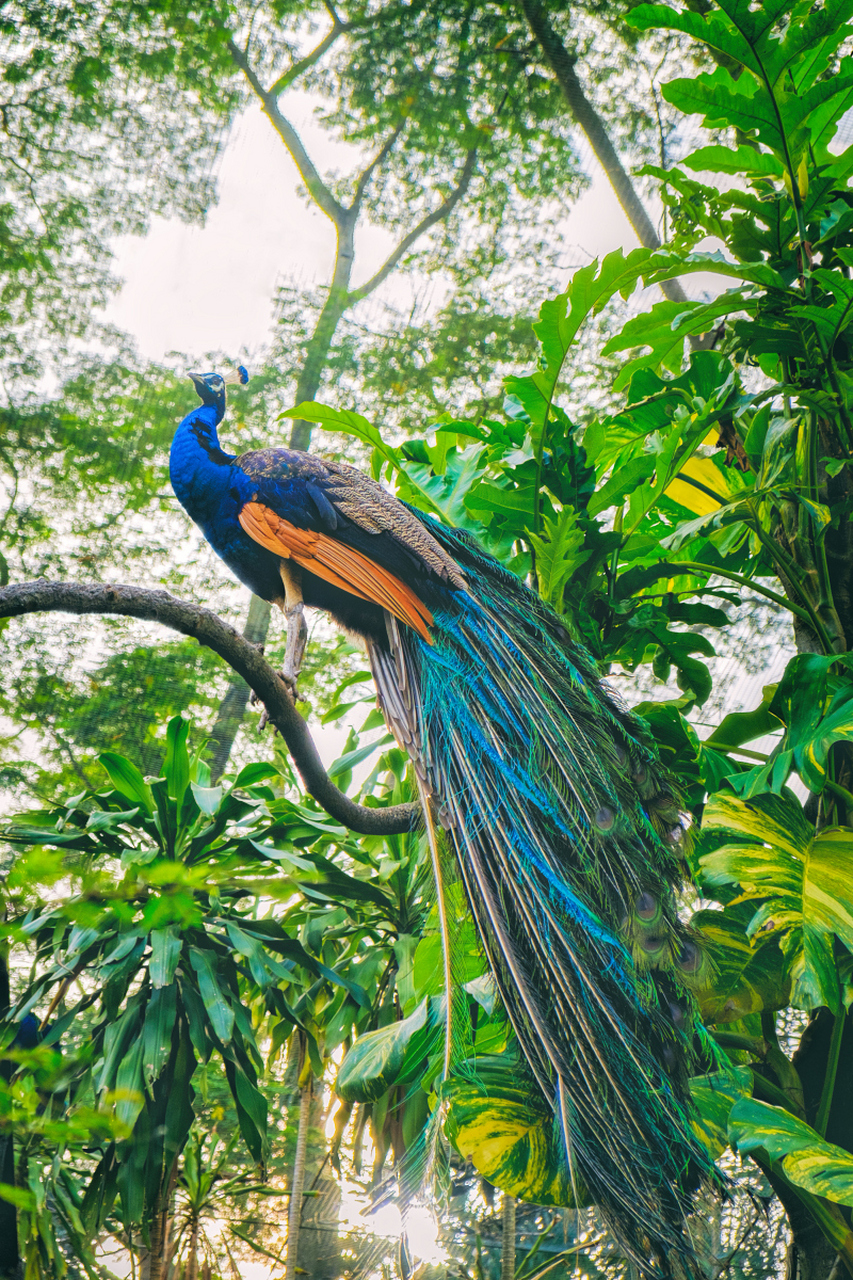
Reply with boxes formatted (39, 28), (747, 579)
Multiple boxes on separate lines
(520, 0), (690, 308)
(0, 581), (419, 836)
(347, 148), (478, 305)
(349, 118), (407, 216)
(227, 38), (347, 227)
(266, 22), (343, 101)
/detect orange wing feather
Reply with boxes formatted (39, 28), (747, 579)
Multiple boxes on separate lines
(238, 501), (434, 643)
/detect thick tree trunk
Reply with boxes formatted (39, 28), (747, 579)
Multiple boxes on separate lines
(185, 1218), (199, 1280)
(295, 1082), (342, 1280)
(140, 1197), (167, 1280)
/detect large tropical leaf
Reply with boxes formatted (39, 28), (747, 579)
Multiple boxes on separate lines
(730, 1097), (853, 1207)
(693, 908), (790, 1024)
(445, 1058), (576, 1208)
(335, 999), (432, 1103)
(702, 792), (853, 1009)
(689, 1066), (752, 1157)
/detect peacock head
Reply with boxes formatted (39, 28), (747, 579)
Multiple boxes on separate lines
(188, 366), (249, 424)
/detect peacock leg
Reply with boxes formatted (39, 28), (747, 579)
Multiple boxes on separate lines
(279, 559), (308, 692)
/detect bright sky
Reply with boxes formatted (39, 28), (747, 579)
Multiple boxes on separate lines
(103, 104), (642, 364)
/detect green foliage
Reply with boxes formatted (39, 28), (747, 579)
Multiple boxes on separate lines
(730, 1097), (853, 1205)
(8, 0), (853, 1271)
(2, 716), (371, 1242)
(702, 792), (853, 1011)
(445, 1058), (576, 1210)
(0, 2), (235, 385)
(292, 0), (853, 1261)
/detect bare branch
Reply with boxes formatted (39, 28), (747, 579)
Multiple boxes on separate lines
(0, 581), (418, 836)
(348, 148), (478, 305)
(266, 22), (343, 100)
(349, 119), (407, 216)
(227, 38), (347, 228)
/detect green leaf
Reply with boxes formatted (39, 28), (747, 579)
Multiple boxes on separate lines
(114, 1039), (145, 1128)
(526, 508), (590, 606)
(190, 782), (223, 817)
(683, 144), (784, 179)
(702, 792), (853, 1009)
(142, 984), (177, 1086)
(327, 735), (393, 779)
(149, 929), (182, 988)
(693, 908), (790, 1024)
(335, 1000), (430, 1103)
(761, 655), (853, 794)
(163, 716), (190, 804)
(705, 689), (781, 754)
(233, 762), (281, 789)
(0, 1184), (37, 1210)
(188, 947), (235, 1044)
(281, 401), (397, 465)
(445, 1058), (576, 1208)
(689, 1067), (752, 1157)
(729, 1097), (853, 1207)
(588, 456), (656, 517)
(224, 1057), (267, 1163)
(85, 807), (141, 832)
(504, 248), (654, 441)
(98, 752), (154, 814)
(662, 498), (755, 553)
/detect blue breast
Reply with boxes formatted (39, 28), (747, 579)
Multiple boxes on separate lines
(169, 406), (285, 601)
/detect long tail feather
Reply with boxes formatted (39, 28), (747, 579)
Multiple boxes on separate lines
(370, 523), (721, 1276)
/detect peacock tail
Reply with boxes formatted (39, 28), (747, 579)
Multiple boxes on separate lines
(169, 372), (723, 1277)
(368, 519), (719, 1276)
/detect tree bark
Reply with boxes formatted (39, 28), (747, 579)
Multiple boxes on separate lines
(0, 581), (418, 835)
(285, 1077), (313, 1280)
(501, 1194), (516, 1280)
(185, 1217), (199, 1280)
(209, 591), (275, 782)
(0, 944), (18, 1280)
(141, 1196), (167, 1280)
(294, 1083), (341, 1280)
(520, 0), (690, 309)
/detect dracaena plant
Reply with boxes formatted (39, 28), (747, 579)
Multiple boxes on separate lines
(0, 715), (395, 1276)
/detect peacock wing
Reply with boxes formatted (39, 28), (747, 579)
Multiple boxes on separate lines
(234, 449), (462, 642)
(319, 459), (467, 590)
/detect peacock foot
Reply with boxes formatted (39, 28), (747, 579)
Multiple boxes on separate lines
(276, 665), (304, 700)
(279, 599), (307, 696)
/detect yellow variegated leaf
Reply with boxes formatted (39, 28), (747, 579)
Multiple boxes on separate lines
(689, 1067), (752, 1157)
(445, 1061), (578, 1207)
(665, 455), (743, 516)
(692, 910), (790, 1024)
(702, 793), (853, 1009)
(730, 1098), (853, 1207)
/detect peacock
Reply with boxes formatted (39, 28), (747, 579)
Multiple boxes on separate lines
(170, 368), (721, 1276)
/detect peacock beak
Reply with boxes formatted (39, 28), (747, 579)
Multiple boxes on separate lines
(188, 372), (207, 394)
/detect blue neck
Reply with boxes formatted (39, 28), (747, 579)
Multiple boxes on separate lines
(169, 404), (238, 518)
